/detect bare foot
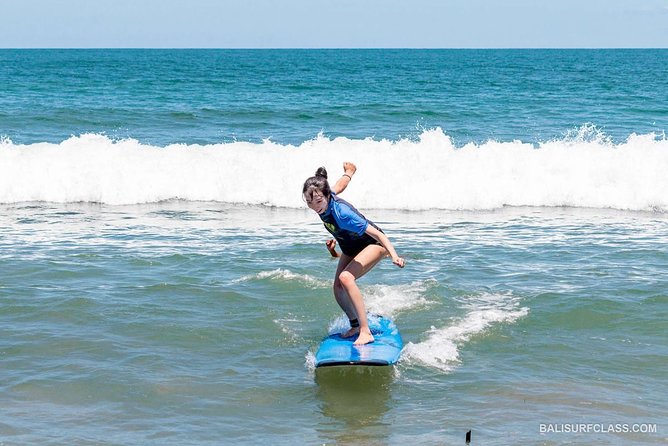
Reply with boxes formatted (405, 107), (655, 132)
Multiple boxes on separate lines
(353, 330), (374, 345)
(341, 326), (359, 338)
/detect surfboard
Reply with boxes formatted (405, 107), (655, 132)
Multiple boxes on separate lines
(315, 315), (403, 368)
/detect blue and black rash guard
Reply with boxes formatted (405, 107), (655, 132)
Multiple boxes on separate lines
(319, 192), (383, 257)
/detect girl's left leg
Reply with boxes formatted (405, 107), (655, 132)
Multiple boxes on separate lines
(337, 244), (388, 345)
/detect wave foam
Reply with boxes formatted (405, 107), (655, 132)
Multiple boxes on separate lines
(402, 292), (528, 372)
(326, 280), (433, 334)
(363, 280), (435, 318)
(232, 269), (329, 289)
(1, 129), (667, 211)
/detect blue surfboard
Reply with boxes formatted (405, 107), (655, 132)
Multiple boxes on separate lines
(315, 315), (403, 368)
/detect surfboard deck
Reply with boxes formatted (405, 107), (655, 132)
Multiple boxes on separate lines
(315, 315), (403, 368)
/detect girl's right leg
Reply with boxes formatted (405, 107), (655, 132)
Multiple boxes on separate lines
(333, 253), (358, 336)
(338, 244), (388, 345)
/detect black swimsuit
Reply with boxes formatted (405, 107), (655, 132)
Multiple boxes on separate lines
(319, 192), (382, 257)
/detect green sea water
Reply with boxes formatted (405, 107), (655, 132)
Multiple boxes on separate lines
(1, 202), (666, 445)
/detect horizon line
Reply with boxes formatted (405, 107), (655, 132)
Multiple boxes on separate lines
(1, 46), (667, 50)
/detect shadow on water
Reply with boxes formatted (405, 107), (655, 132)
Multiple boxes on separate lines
(315, 365), (395, 445)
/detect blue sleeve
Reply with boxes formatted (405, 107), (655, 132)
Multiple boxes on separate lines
(335, 203), (369, 236)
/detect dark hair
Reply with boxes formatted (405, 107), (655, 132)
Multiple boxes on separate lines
(302, 167), (331, 201)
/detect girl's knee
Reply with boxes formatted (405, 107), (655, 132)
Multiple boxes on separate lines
(338, 271), (356, 287)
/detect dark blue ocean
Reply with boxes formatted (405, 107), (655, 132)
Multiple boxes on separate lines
(1, 50), (666, 445)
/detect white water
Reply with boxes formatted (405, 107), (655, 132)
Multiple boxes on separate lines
(2, 129), (667, 211)
(403, 292), (529, 372)
(232, 268), (330, 289)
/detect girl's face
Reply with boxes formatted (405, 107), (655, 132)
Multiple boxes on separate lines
(305, 191), (328, 214)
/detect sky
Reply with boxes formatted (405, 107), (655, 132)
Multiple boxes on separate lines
(1, 0), (667, 48)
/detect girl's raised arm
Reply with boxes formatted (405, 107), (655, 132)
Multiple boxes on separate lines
(331, 162), (357, 195)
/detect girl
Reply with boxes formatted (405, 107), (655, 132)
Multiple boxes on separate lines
(303, 163), (405, 345)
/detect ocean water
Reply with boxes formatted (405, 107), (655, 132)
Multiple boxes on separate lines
(1, 49), (667, 445)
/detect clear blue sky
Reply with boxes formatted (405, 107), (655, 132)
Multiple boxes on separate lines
(1, 0), (667, 48)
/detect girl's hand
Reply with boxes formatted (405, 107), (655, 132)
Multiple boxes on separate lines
(326, 239), (340, 258)
(343, 162), (357, 176)
(393, 257), (405, 268)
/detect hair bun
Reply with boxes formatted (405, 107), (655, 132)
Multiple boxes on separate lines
(315, 167), (328, 179)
